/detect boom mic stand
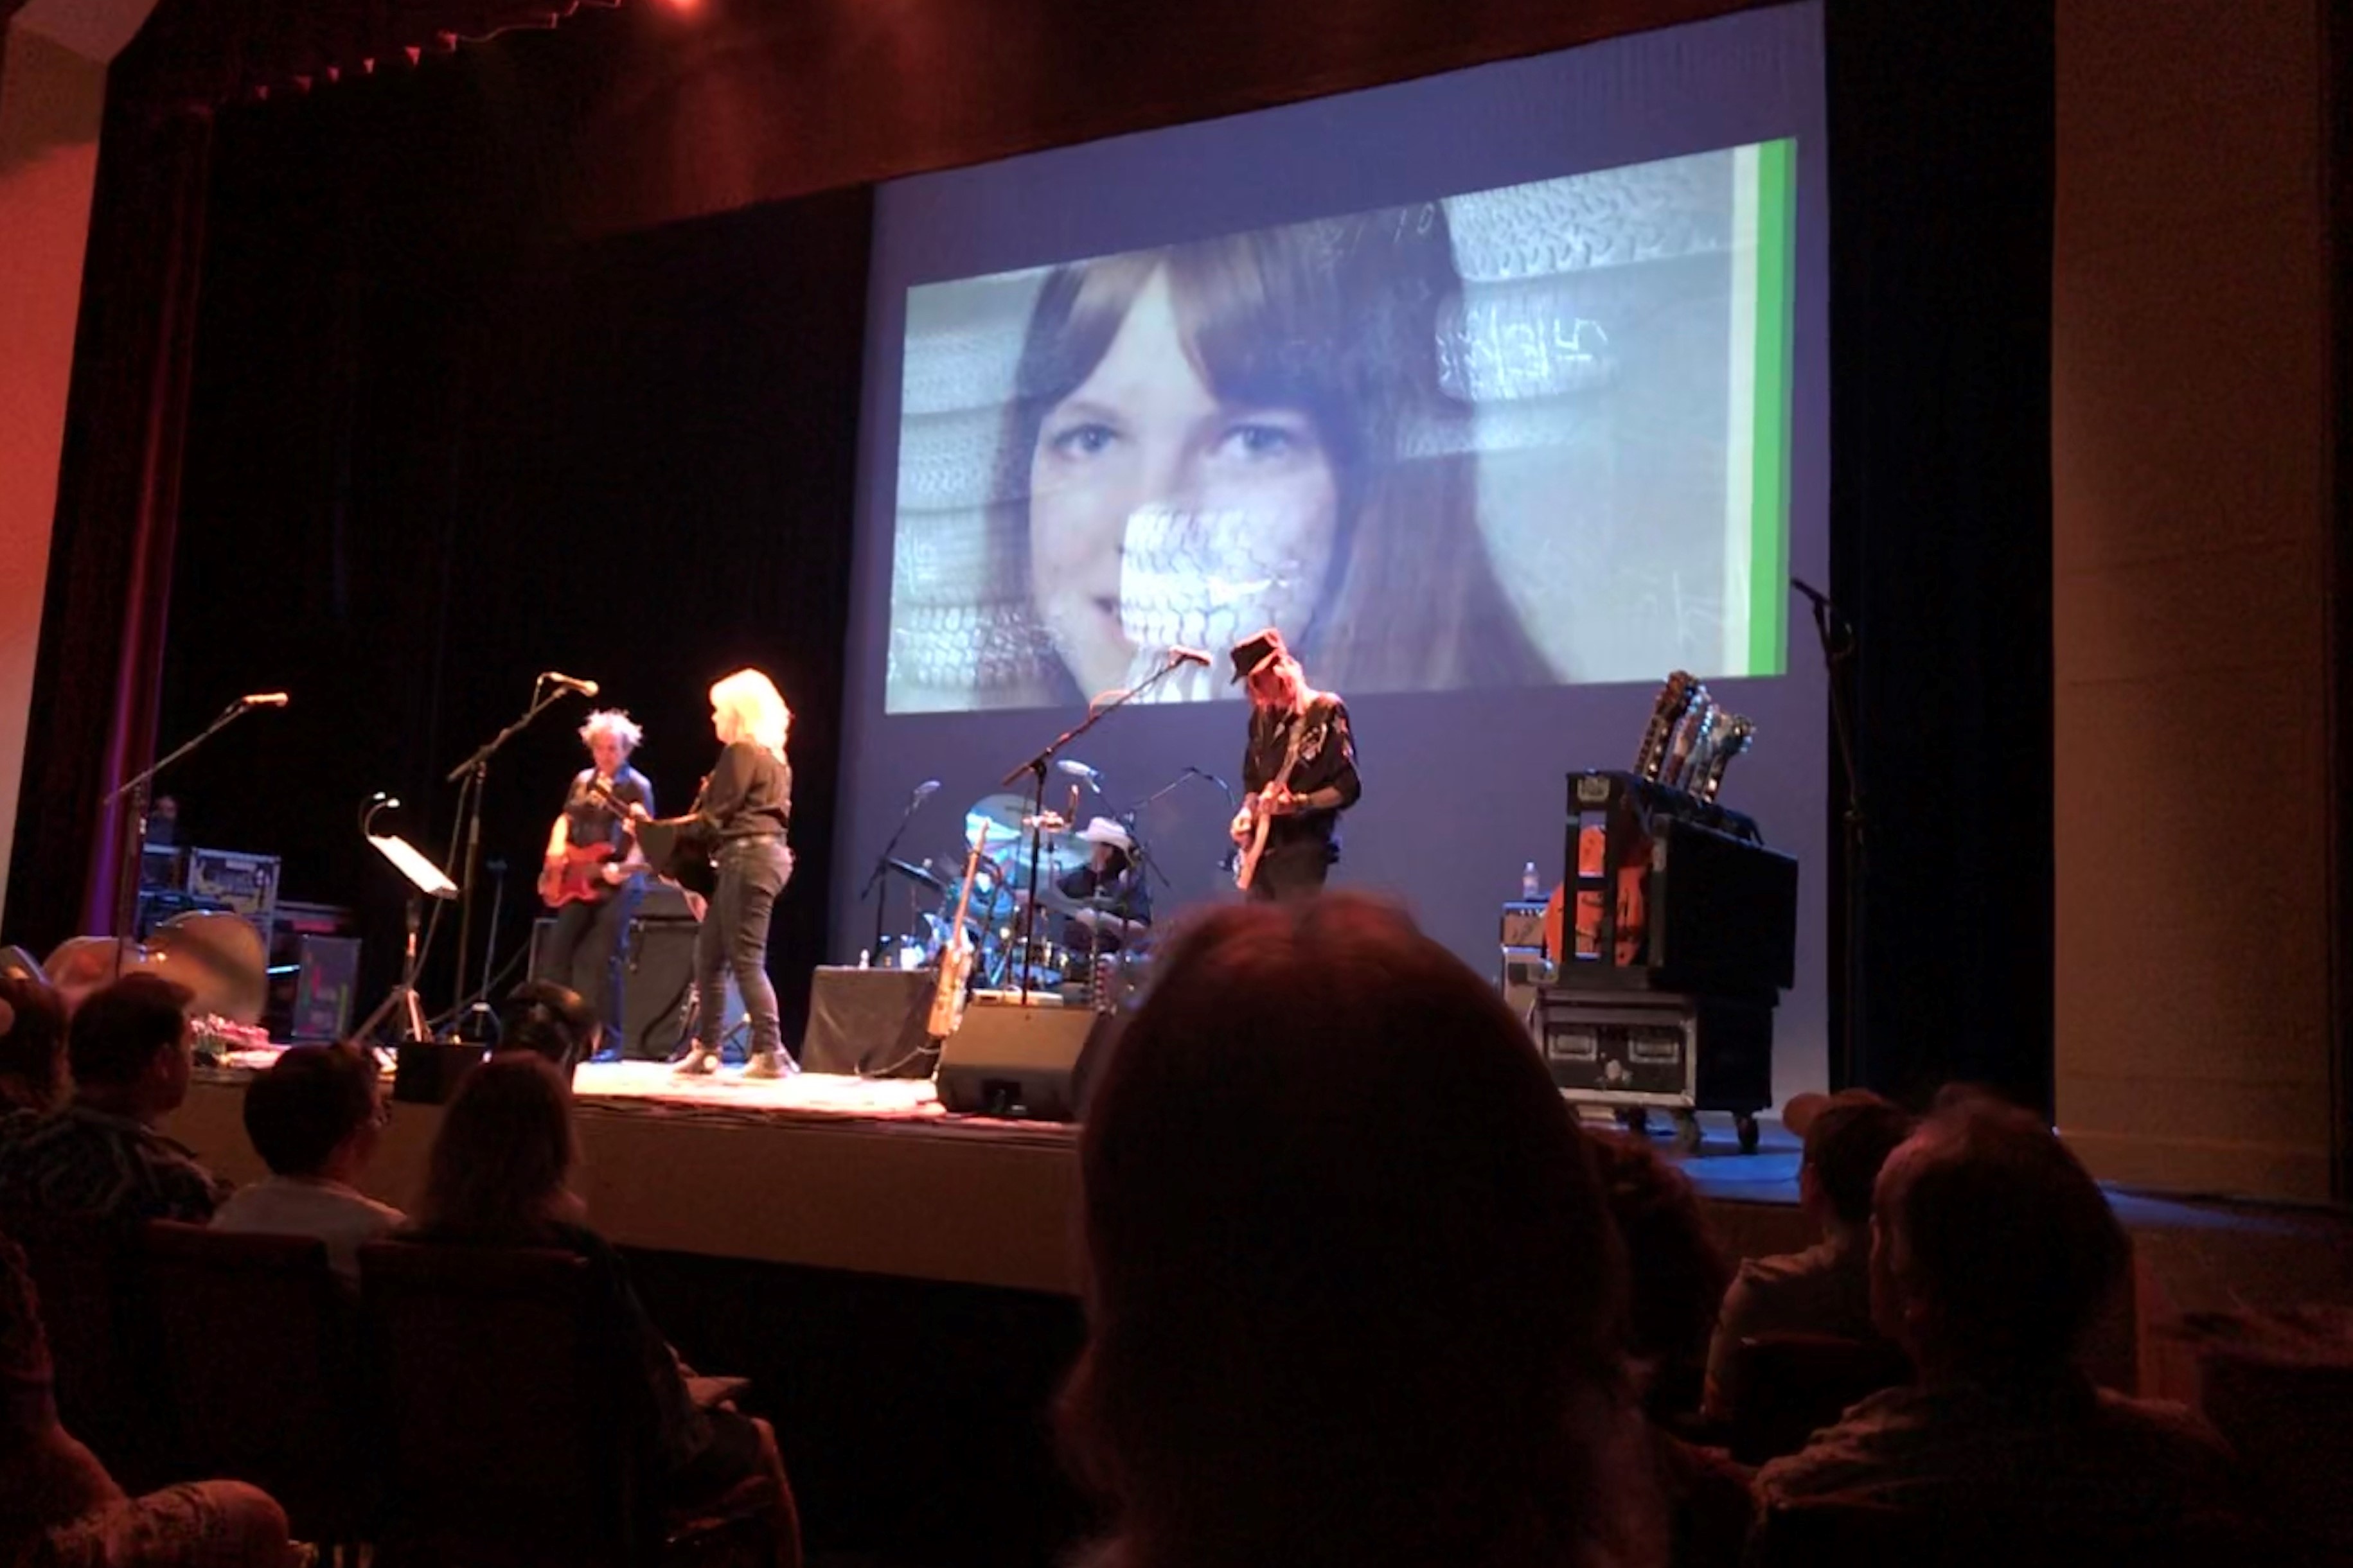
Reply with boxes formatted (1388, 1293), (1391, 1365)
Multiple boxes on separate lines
(997, 653), (1194, 1005)
(443, 680), (579, 1023)
(865, 782), (937, 963)
(1798, 581), (1867, 1088)
(101, 696), (278, 969)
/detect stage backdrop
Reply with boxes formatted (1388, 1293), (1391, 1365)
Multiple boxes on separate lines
(147, 49), (871, 1037)
(834, 3), (1833, 1106)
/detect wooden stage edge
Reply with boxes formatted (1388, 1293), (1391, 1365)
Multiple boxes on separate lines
(168, 1061), (2353, 1334)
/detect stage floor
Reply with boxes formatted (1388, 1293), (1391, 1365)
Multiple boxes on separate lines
(173, 1054), (2352, 1351)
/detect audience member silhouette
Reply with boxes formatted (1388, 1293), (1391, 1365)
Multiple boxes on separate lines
(0, 974), (226, 1226)
(0, 970), (70, 1120)
(1755, 1093), (2249, 1536)
(1702, 1088), (1913, 1418)
(498, 980), (599, 1081)
(211, 1043), (404, 1285)
(1059, 895), (1665, 1568)
(1, 1229), (299, 1566)
(1588, 1134), (1750, 1568)
(403, 1053), (794, 1553)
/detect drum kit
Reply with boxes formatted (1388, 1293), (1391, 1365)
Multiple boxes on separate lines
(880, 791), (1157, 1006)
(38, 910), (271, 1024)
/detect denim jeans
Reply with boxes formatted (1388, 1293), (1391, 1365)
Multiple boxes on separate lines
(693, 837), (791, 1059)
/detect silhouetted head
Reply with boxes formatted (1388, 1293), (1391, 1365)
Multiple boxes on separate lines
(1870, 1093), (2128, 1383)
(1062, 894), (1655, 1568)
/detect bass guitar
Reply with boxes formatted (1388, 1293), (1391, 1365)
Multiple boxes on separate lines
(537, 842), (625, 908)
(576, 779), (718, 906)
(928, 828), (992, 1041)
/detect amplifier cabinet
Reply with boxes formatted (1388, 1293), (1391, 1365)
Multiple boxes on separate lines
(530, 915), (740, 1061)
(1533, 987), (1771, 1116)
(186, 848), (281, 926)
(1499, 900), (1547, 950)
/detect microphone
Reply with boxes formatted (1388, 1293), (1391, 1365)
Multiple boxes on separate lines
(1057, 759), (1102, 785)
(911, 779), (942, 801)
(239, 692), (290, 707)
(1168, 646), (1212, 667)
(543, 671), (600, 697)
(1789, 577), (1833, 612)
(371, 790), (402, 811)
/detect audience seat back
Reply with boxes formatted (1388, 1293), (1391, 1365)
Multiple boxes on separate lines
(1749, 1495), (2255, 1568)
(360, 1239), (654, 1566)
(143, 1220), (369, 1544)
(4, 1208), (173, 1490)
(1725, 1331), (1911, 1465)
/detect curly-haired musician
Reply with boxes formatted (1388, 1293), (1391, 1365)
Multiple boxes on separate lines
(538, 710), (653, 1060)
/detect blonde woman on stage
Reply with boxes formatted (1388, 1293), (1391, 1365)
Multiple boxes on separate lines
(675, 670), (795, 1078)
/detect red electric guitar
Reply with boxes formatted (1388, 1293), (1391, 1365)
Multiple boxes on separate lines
(537, 842), (624, 908)
(538, 778), (651, 909)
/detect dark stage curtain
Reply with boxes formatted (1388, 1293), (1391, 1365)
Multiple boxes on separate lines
(1822, 0), (2056, 1111)
(147, 60), (873, 1039)
(3, 79), (211, 955)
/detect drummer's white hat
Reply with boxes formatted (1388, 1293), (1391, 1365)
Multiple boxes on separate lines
(1077, 816), (1135, 852)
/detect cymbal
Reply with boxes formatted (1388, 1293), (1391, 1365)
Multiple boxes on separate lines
(962, 793), (1087, 877)
(885, 857), (946, 895)
(1028, 883), (1135, 917)
(151, 912), (269, 1026)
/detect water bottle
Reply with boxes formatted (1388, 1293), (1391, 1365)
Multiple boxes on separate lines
(1520, 861), (1541, 902)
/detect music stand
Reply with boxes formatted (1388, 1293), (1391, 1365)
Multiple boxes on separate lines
(353, 832), (457, 1044)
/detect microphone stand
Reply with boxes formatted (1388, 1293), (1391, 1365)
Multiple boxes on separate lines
(101, 699), (269, 960)
(443, 682), (575, 1025)
(998, 657), (1196, 1004)
(865, 787), (934, 962)
(1804, 593), (1867, 1088)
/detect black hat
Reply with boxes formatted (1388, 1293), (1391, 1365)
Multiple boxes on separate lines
(1229, 628), (1288, 685)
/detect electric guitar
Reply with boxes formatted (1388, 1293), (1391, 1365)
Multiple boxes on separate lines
(537, 842), (624, 908)
(1633, 671), (1697, 781)
(928, 829), (991, 1041)
(573, 779), (718, 906)
(1233, 717), (1307, 894)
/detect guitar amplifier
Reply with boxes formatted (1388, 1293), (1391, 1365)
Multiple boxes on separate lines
(185, 847), (281, 926)
(530, 915), (741, 1060)
(1500, 899), (1547, 950)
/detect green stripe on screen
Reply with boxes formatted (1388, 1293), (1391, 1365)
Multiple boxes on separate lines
(1746, 137), (1797, 676)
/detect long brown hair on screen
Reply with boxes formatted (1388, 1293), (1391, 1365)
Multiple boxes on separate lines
(983, 206), (1556, 703)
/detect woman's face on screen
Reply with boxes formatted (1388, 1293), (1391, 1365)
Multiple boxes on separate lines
(1027, 265), (1339, 698)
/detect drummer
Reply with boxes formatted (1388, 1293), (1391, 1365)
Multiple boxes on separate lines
(1054, 818), (1152, 958)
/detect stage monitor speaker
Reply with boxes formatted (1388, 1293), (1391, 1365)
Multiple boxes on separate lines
(933, 998), (1122, 1122)
(531, 915), (741, 1061)
(803, 966), (933, 1077)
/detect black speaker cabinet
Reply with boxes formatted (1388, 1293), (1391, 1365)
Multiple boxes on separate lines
(934, 998), (1122, 1121)
(802, 966), (934, 1077)
(532, 915), (741, 1061)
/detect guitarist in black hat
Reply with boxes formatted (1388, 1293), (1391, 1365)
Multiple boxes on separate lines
(1228, 628), (1360, 903)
